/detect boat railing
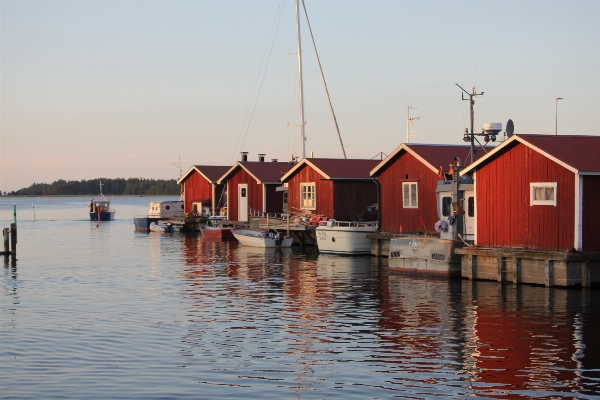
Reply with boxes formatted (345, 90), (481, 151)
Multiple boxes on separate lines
(318, 219), (377, 228)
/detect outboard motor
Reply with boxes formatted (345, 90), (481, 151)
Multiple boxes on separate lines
(275, 231), (284, 246)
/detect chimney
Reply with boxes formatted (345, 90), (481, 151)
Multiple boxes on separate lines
(271, 159), (278, 162)
(240, 152), (248, 162)
(258, 154), (265, 162)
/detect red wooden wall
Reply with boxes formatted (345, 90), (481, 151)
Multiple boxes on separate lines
(582, 175), (600, 252)
(183, 172), (212, 214)
(287, 165), (334, 217)
(376, 150), (440, 233)
(333, 181), (377, 221)
(227, 168), (263, 221)
(476, 143), (575, 251)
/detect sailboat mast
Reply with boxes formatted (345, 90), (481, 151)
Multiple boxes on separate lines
(295, 0), (306, 159)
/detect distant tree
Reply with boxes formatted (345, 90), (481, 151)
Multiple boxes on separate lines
(11, 178), (179, 196)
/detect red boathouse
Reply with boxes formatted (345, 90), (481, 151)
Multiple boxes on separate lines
(460, 134), (600, 252)
(280, 158), (379, 221)
(370, 143), (472, 234)
(218, 158), (291, 222)
(177, 165), (230, 216)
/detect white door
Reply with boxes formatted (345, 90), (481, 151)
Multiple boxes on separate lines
(463, 190), (475, 240)
(238, 184), (248, 221)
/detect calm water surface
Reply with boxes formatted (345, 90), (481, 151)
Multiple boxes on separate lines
(1, 196), (599, 399)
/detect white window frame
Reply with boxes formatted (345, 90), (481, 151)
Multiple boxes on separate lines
(402, 182), (418, 208)
(300, 182), (316, 210)
(530, 182), (557, 206)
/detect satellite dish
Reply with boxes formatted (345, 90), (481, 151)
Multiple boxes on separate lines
(506, 119), (514, 137)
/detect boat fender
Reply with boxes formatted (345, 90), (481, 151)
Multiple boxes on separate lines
(435, 219), (449, 233)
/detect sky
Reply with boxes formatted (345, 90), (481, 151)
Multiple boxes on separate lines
(1, 0), (599, 192)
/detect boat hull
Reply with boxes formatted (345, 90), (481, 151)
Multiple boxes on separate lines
(388, 237), (462, 276)
(316, 223), (376, 255)
(133, 216), (170, 231)
(90, 210), (116, 221)
(232, 227), (293, 248)
(200, 225), (234, 239)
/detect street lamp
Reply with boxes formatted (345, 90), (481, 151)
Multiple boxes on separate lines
(555, 97), (563, 135)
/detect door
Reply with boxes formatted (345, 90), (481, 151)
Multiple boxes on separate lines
(463, 190), (475, 240)
(238, 184), (248, 221)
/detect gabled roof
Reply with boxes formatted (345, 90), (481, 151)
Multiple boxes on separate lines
(370, 143), (474, 176)
(177, 165), (231, 185)
(217, 161), (292, 184)
(460, 134), (600, 176)
(280, 158), (380, 182)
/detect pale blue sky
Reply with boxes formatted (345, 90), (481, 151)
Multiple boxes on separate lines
(1, 0), (599, 191)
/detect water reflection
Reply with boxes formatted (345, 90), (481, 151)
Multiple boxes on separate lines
(175, 237), (600, 398)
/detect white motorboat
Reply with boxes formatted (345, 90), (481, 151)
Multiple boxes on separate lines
(133, 200), (184, 231)
(149, 222), (165, 232)
(315, 219), (377, 255)
(231, 227), (293, 248)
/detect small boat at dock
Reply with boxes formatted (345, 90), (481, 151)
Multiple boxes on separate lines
(315, 219), (377, 255)
(232, 227), (293, 248)
(200, 216), (233, 239)
(133, 200), (185, 231)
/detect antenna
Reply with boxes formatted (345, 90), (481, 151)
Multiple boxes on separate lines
(456, 83), (484, 162)
(172, 155), (184, 201)
(406, 106), (421, 143)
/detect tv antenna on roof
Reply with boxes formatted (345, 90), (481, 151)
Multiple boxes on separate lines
(406, 106), (421, 143)
(456, 83), (484, 162)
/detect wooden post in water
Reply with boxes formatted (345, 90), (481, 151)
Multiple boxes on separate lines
(10, 223), (17, 259)
(3, 228), (9, 257)
(266, 213), (269, 232)
(287, 212), (290, 236)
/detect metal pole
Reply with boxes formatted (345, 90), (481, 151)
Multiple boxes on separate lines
(296, 0), (306, 159)
(555, 97), (563, 135)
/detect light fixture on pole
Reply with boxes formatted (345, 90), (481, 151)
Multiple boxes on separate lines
(555, 97), (563, 135)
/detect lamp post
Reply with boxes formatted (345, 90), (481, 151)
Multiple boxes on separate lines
(555, 97), (563, 135)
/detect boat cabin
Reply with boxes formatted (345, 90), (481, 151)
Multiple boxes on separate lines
(460, 134), (600, 252)
(280, 158), (379, 221)
(177, 165), (230, 217)
(217, 156), (291, 222)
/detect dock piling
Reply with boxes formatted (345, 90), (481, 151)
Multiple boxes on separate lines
(10, 223), (17, 260)
(3, 228), (9, 256)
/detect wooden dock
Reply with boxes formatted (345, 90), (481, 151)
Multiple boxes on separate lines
(456, 246), (600, 287)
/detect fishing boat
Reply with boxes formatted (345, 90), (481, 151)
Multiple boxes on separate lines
(133, 200), (184, 231)
(200, 216), (233, 239)
(231, 227), (293, 248)
(89, 181), (116, 221)
(316, 219), (377, 255)
(387, 86), (492, 276)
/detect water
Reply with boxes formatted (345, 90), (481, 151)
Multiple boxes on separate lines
(1, 196), (599, 399)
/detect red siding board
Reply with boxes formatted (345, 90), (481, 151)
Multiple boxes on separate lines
(377, 151), (439, 233)
(582, 176), (600, 252)
(183, 172), (212, 214)
(476, 143), (575, 251)
(227, 168), (263, 221)
(286, 163), (376, 220)
(287, 164), (334, 217)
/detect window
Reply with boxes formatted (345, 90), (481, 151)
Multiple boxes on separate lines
(467, 197), (475, 217)
(530, 182), (557, 206)
(441, 196), (452, 216)
(403, 182), (418, 208)
(300, 183), (316, 209)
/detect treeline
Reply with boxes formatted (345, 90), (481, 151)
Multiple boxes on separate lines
(4, 178), (180, 196)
